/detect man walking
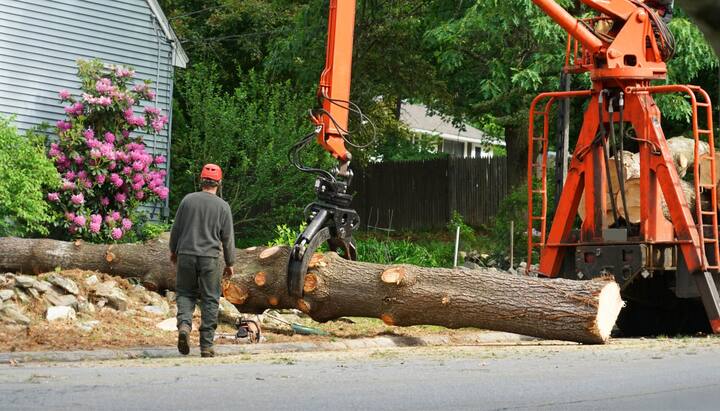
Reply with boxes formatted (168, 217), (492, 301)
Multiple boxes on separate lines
(169, 164), (235, 357)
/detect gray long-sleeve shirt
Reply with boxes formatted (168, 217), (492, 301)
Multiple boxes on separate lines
(169, 191), (236, 266)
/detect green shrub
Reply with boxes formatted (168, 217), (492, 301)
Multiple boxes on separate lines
(447, 210), (477, 249)
(477, 180), (554, 266)
(0, 117), (60, 236)
(171, 64), (331, 244)
(356, 237), (453, 268)
(267, 223), (307, 247)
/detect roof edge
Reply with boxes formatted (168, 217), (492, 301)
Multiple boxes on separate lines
(146, 0), (189, 68)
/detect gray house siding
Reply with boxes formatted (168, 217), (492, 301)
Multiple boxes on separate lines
(0, 0), (183, 219)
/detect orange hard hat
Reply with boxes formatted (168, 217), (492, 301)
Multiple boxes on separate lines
(200, 164), (222, 181)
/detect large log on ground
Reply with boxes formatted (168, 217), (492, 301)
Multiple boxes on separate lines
(0, 236), (624, 344)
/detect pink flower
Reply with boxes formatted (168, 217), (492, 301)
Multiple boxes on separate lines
(111, 211), (121, 221)
(111, 228), (123, 240)
(77, 171), (88, 180)
(65, 171), (76, 181)
(85, 138), (101, 149)
(47, 192), (60, 202)
(68, 226), (77, 235)
(121, 218), (132, 231)
(109, 173), (123, 187)
(104, 132), (116, 143)
(73, 215), (86, 227)
(115, 192), (127, 203)
(129, 116), (146, 127)
(96, 174), (106, 185)
(82, 93), (97, 104)
(90, 214), (102, 225)
(83, 129), (94, 140)
(70, 193), (85, 205)
(62, 180), (75, 191)
(64, 102), (84, 116)
(100, 145), (115, 159)
(100, 196), (110, 206)
(56, 120), (71, 132)
(58, 89), (71, 100)
(104, 215), (114, 225)
(89, 222), (101, 234)
(132, 161), (145, 172)
(134, 191), (145, 200)
(154, 155), (166, 164)
(65, 212), (75, 222)
(98, 96), (112, 106)
(122, 166), (132, 176)
(155, 187), (169, 200)
(131, 181), (144, 191)
(144, 106), (161, 116)
(121, 130), (130, 138)
(89, 149), (101, 159)
(147, 90), (156, 101)
(74, 155), (84, 165)
(96, 78), (113, 94)
(48, 143), (61, 158)
(133, 83), (146, 93)
(115, 67), (134, 78)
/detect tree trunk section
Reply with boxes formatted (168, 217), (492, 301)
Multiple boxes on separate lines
(0, 236), (623, 344)
(616, 178), (695, 224)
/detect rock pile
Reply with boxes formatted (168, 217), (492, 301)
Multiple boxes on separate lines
(0, 271), (241, 330)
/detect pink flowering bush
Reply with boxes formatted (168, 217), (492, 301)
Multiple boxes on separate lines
(46, 59), (169, 242)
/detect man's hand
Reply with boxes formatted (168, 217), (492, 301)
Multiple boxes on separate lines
(223, 266), (234, 279)
(170, 253), (177, 265)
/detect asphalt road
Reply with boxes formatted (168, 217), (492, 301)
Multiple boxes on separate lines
(1, 339), (720, 411)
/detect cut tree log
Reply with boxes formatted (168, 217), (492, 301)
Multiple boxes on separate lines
(666, 136), (709, 178)
(0, 235), (624, 344)
(578, 151), (639, 225)
(616, 178), (695, 224)
(578, 139), (705, 225)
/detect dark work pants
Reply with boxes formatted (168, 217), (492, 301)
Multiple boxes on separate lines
(176, 254), (221, 348)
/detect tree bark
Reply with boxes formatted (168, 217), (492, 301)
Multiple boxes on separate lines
(0, 236), (623, 344)
(615, 178), (695, 225)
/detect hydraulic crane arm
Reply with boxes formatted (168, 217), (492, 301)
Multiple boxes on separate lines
(287, 0), (361, 297)
(532, 0), (675, 80)
(315, 0), (356, 164)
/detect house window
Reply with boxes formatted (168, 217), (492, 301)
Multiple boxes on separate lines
(442, 140), (465, 157)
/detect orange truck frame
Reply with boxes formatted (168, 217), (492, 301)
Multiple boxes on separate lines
(527, 0), (720, 333)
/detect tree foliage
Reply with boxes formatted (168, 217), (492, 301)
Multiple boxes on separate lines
(158, 0), (719, 242)
(0, 117), (59, 236)
(170, 64), (332, 244)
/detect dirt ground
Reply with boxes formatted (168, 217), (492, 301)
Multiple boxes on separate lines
(0, 269), (488, 352)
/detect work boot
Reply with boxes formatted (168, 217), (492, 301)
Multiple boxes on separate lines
(177, 323), (191, 355)
(200, 347), (215, 358)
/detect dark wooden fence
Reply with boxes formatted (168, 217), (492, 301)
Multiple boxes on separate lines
(350, 156), (509, 230)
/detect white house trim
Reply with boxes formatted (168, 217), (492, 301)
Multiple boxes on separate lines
(146, 0), (189, 68)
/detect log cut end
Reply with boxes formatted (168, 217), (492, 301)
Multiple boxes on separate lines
(594, 281), (624, 342)
(381, 267), (406, 285)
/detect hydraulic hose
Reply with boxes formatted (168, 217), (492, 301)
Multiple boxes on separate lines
(599, 91), (620, 224)
(615, 92), (630, 224)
